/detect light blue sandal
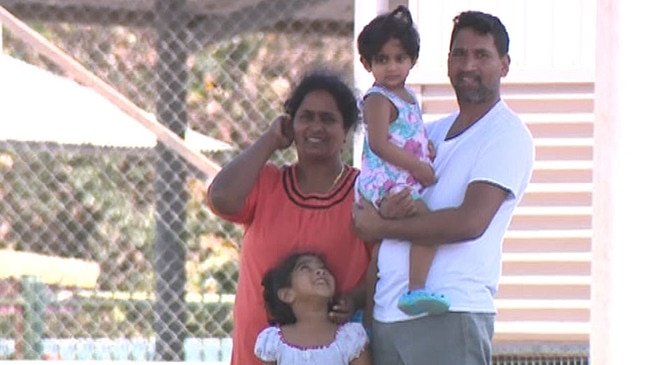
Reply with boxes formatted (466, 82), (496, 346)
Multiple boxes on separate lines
(397, 289), (450, 316)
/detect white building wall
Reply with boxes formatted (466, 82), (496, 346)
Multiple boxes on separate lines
(410, 0), (596, 83)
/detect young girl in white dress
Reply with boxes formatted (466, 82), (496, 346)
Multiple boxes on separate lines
(254, 252), (371, 365)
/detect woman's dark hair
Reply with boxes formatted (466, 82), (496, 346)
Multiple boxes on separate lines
(283, 70), (359, 133)
(357, 5), (420, 64)
(449, 11), (510, 57)
(261, 252), (327, 326)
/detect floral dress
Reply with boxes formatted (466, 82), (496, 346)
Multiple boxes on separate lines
(254, 322), (368, 364)
(358, 85), (429, 206)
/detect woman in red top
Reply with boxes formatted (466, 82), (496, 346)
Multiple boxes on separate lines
(207, 70), (371, 365)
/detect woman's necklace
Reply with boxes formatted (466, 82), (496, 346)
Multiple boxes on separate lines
(328, 165), (346, 192)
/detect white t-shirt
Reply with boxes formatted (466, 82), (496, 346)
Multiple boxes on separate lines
(373, 100), (535, 323)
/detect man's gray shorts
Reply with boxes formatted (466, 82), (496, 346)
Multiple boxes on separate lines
(371, 312), (495, 365)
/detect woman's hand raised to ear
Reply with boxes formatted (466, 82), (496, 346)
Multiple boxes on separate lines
(267, 114), (294, 150)
(209, 113), (295, 216)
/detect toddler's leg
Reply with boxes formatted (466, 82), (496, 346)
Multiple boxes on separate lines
(408, 200), (435, 290)
(397, 200), (450, 316)
(408, 243), (436, 290)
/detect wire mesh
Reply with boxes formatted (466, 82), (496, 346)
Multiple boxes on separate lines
(0, 0), (356, 361)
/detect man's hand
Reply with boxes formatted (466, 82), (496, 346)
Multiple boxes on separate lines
(379, 189), (417, 219)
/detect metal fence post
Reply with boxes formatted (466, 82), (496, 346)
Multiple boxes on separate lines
(154, 0), (190, 361)
(21, 276), (45, 360)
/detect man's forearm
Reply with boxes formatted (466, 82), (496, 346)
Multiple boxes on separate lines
(380, 207), (480, 245)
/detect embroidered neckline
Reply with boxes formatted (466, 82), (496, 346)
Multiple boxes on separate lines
(276, 325), (344, 351)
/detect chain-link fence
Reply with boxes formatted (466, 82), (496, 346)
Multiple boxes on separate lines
(0, 0), (367, 361)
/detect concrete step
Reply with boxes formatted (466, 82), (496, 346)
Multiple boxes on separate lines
(530, 160), (593, 184)
(496, 299), (590, 310)
(495, 299), (590, 322)
(502, 253), (591, 276)
(500, 275), (590, 286)
(497, 284), (590, 301)
(502, 252), (591, 262)
(513, 206), (592, 215)
(509, 216), (591, 231)
(534, 137), (593, 161)
(519, 112), (594, 124)
(497, 276), (590, 300)
(509, 206), (592, 230)
(520, 189), (592, 207)
(522, 113), (594, 139)
(503, 229), (591, 253)
(494, 321), (589, 343)
(524, 182), (592, 193)
(535, 137), (593, 147)
(528, 122), (593, 138)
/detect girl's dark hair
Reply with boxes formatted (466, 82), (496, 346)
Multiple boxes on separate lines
(449, 11), (510, 57)
(357, 5), (420, 64)
(283, 69), (359, 133)
(261, 252), (328, 326)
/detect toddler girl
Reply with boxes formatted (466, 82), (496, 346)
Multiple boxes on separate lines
(357, 5), (450, 317)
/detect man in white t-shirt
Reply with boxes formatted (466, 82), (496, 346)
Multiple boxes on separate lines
(353, 11), (534, 365)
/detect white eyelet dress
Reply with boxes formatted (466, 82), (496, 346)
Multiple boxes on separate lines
(254, 322), (368, 364)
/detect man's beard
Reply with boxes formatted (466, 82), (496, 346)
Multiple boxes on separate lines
(451, 73), (496, 104)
